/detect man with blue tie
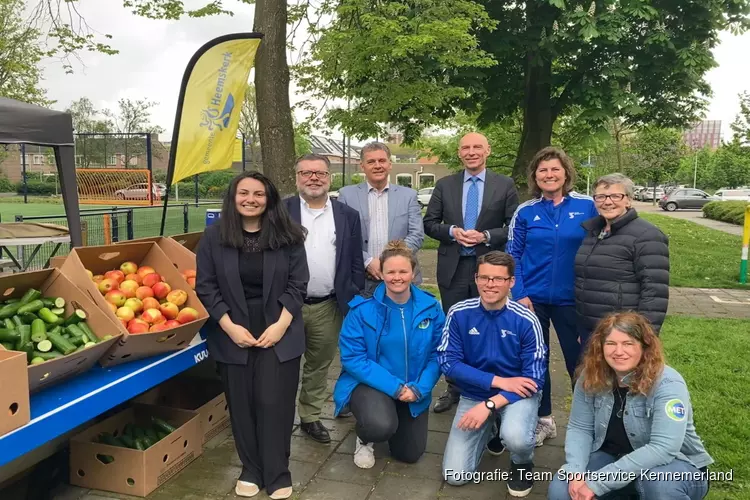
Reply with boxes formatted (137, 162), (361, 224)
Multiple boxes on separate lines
(423, 132), (520, 413)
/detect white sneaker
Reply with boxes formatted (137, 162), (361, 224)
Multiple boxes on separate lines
(534, 416), (557, 447)
(353, 438), (375, 469)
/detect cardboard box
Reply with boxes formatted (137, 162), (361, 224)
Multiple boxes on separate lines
(169, 231), (203, 254)
(116, 236), (197, 273)
(48, 256), (66, 269)
(134, 377), (229, 445)
(0, 350), (30, 437)
(0, 269), (123, 392)
(59, 242), (208, 366)
(69, 404), (202, 497)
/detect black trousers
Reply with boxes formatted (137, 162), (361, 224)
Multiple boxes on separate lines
(218, 349), (301, 493)
(438, 256), (479, 397)
(350, 384), (428, 464)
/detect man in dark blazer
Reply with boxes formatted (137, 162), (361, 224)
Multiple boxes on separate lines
(423, 132), (519, 413)
(285, 153), (365, 443)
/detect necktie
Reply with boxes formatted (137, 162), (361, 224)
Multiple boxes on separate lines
(461, 176), (479, 255)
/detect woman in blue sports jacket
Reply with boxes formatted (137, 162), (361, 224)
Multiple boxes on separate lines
(333, 240), (445, 470)
(506, 146), (598, 447)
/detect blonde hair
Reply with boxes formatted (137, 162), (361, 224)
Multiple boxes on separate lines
(379, 240), (417, 271)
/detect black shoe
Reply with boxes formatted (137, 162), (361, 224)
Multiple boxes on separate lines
(433, 390), (459, 413)
(486, 436), (505, 456)
(507, 461), (534, 497)
(300, 420), (331, 443)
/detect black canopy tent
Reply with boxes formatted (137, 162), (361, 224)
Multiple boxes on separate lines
(0, 97), (82, 247)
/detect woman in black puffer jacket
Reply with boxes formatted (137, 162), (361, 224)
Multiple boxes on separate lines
(575, 173), (669, 347)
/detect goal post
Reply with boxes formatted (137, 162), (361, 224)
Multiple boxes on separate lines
(76, 168), (159, 205)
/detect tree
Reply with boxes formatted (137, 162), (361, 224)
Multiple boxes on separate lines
(707, 142), (750, 189)
(625, 127), (684, 201)
(298, 0), (750, 185)
(0, 0), (48, 104)
(239, 83), (260, 171)
(730, 91), (750, 147)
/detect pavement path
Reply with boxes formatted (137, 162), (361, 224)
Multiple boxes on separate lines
(633, 201), (745, 237)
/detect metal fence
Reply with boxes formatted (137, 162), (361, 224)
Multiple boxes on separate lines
(5, 201), (221, 271)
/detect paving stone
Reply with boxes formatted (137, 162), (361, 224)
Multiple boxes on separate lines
(202, 427), (232, 450)
(368, 474), (442, 500)
(158, 457), (241, 496)
(297, 478), (372, 500)
(48, 484), (89, 500)
(290, 435), (337, 464)
(426, 410), (455, 433)
(147, 483), (225, 500)
(383, 451), (443, 479)
(316, 452), (387, 485)
(201, 437), (243, 468)
(424, 430), (449, 455)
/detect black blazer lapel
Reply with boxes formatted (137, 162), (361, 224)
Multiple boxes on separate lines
(332, 201), (345, 270)
(452, 172), (465, 225)
(287, 195), (302, 223)
(223, 245), (249, 316)
(263, 248), (277, 310)
(477, 171), (497, 228)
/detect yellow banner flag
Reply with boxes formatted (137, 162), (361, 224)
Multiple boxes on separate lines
(233, 136), (244, 163)
(168, 34), (261, 185)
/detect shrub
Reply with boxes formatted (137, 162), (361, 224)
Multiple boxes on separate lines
(16, 180), (56, 196)
(703, 201), (748, 225)
(0, 173), (13, 193)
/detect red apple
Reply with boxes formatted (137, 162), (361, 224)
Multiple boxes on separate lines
(119, 280), (139, 298)
(159, 302), (179, 320)
(142, 297), (160, 311)
(166, 289), (188, 307)
(93, 275), (105, 284)
(149, 323), (171, 333)
(104, 290), (127, 307)
(120, 261), (138, 275)
(137, 266), (156, 279)
(141, 308), (165, 325)
(186, 277), (196, 289)
(176, 307), (199, 324)
(107, 302), (117, 314)
(116, 306), (135, 322)
(152, 282), (172, 300)
(86, 269), (94, 280)
(127, 318), (150, 334)
(125, 273), (142, 285)
(123, 298), (143, 313)
(163, 320), (181, 329)
(142, 273), (162, 288)
(182, 269), (197, 279)
(136, 286), (154, 300)
(98, 278), (119, 295)
(104, 270), (125, 284)
(120, 319), (128, 329)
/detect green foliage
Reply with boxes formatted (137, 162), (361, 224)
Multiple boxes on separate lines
(702, 201), (749, 226)
(730, 91), (750, 146)
(708, 142), (750, 189)
(624, 127), (685, 186)
(0, 172), (13, 192)
(0, 0), (49, 104)
(15, 180), (56, 196)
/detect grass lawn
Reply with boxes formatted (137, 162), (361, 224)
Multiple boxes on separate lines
(660, 316), (749, 500)
(635, 213), (747, 289)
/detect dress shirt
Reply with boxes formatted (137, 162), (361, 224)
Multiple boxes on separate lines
(300, 196), (336, 297)
(366, 182), (389, 268)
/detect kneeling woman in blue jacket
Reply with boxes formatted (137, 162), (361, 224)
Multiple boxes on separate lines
(333, 240), (446, 469)
(549, 312), (712, 500)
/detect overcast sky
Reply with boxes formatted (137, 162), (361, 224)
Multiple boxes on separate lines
(38, 0), (750, 144)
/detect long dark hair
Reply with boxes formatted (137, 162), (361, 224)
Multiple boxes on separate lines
(218, 171), (306, 250)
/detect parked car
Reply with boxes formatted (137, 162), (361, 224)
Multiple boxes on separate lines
(640, 187), (665, 201)
(713, 189), (750, 201)
(658, 188), (717, 211)
(417, 187), (434, 208)
(114, 183), (167, 200)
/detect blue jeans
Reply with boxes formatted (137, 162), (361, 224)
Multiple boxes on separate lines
(443, 392), (541, 486)
(548, 450), (709, 499)
(533, 304), (579, 417)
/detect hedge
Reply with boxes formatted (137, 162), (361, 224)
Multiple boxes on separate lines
(702, 201), (749, 225)
(15, 180), (57, 196)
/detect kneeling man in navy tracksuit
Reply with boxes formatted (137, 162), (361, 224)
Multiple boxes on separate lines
(439, 251), (547, 498)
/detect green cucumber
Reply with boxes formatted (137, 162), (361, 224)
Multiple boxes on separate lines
(134, 437), (147, 451)
(145, 427), (159, 444)
(31, 319), (46, 340)
(11, 315), (23, 328)
(141, 436), (154, 448)
(16, 300), (44, 315)
(50, 307), (65, 316)
(30, 357), (45, 365)
(65, 323), (86, 338)
(31, 331), (47, 343)
(134, 427), (145, 439)
(46, 330), (76, 355)
(32, 350), (64, 360)
(42, 297), (65, 309)
(36, 339), (53, 352)
(19, 288), (41, 305)
(77, 322), (99, 343)
(64, 309), (87, 326)
(84, 341), (96, 348)
(17, 342), (33, 362)
(0, 328), (19, 343)
(98, 433), (123, 447)
(69, 335), (85, 347)
(1, 342), (13, 350)
(3, 318), (14, 330)
(38, 308), (60, 324)
(151, 417), (177, 434)
(119, 434), (137, 449)
(14, 325), (31, 351)
(0, 303), (21, 319)
(20, 313), (38, 325)
(3, 298), (20, 304)
(156, 431), (169, 441)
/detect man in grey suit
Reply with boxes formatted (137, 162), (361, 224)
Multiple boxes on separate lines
(337, 142), (425, 297)
(423, 132), (520, 413)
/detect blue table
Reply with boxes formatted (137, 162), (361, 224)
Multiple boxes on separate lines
(0, 336), (210, 469)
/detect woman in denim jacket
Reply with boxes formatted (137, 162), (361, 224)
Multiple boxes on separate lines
(549, 312), (712, 500)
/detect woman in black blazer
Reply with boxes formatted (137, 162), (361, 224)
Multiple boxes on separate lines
(196, 171), (309, 499)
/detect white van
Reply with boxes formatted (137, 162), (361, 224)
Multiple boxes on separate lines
(714, 189), (750, 201)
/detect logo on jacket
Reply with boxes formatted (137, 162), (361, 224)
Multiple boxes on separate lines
(665, 399), (686, 421)
(500, 329), (515, 338)
(418, 319), (430, 329)
(533, 215), (541, 222)
(569, 211), (585, 219)
(468, 327), (480, 336)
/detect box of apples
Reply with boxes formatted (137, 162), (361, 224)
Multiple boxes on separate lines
(59, 242), (209, 366)
(115, 236), (199, 290)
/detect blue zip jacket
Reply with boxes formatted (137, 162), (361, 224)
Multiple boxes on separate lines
(507, 193), (597, 306)
(437, 298), (547, 404)
(333, 283), (446, 418)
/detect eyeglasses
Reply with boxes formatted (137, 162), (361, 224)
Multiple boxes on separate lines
(593, 193), (627, 202)
(475, 275), (512, 285)
(297, 170), (330, 179)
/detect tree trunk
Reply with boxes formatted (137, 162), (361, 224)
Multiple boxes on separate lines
(253, 0), (295, 194)
(512, 55), (553, 190)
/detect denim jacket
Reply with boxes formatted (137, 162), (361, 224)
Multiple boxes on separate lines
(559, 365), (713, 497)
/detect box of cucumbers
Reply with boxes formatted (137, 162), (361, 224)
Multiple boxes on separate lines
(0, 268), (123, 392)
(69, 404), (202, 496)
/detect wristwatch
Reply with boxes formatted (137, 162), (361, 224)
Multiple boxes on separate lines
(484, 399), (496, 412)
